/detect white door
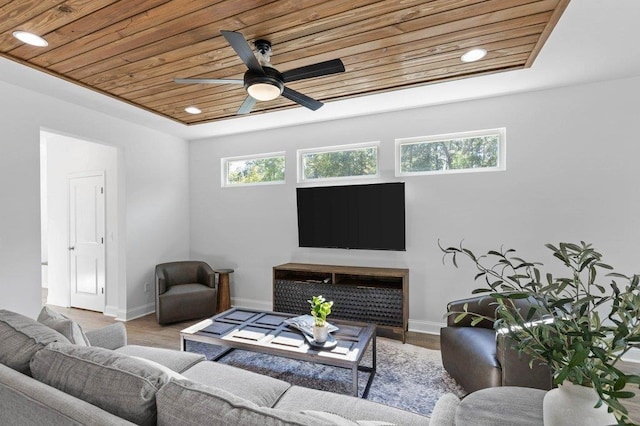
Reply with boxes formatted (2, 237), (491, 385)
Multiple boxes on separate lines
(69, 172), (106, 312)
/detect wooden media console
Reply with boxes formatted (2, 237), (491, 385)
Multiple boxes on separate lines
(273, 263), (408, 342)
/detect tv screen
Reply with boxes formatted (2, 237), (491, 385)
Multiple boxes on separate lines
(296, 182), (406, 251)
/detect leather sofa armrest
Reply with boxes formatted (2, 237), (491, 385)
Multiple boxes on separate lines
(197, 263), (216, 288)
(156, 267), (167, 295)
(496, 333), (552, 390)
(85, 322), (127, 350)
(446, 295), (498, 329)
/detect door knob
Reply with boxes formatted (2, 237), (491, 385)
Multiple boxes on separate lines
(68, 246), (75, 251)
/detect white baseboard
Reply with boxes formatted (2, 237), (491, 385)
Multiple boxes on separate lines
(231, 297), (272, 311)
(408, 319), (445, 335)
(122, 302), (155, 321)
(103, 305), (120, 319)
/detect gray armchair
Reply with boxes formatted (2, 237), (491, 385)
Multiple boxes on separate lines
(155, 261), (217, 325)
(440, 295), (552, 393)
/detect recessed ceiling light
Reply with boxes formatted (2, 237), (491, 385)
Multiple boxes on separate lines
(12, 31), (48, 47)
(461, 48), (487, 63)
(185, 106), (202, 114)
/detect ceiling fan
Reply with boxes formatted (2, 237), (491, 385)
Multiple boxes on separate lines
(174, 30), (345, 115)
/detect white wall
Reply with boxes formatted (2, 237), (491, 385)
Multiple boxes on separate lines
(189, 75), (640, 333)
(0, 79), (190, 320)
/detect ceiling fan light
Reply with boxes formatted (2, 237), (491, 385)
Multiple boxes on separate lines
(12, 31), (48, 47)
(461, 48), (487, 63)
(247, 82), (282, 101)
(185, 106), (202, 114)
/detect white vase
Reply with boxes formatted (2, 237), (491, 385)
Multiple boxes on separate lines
(312, 324), (329, 343)
(543, 381), (616, 426)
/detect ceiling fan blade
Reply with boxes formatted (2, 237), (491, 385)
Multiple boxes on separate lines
(221, 30), (263, 74)
(174, 78), (243, 84)
(237, 96), (257, 114)
(281, 59), (345, 83)
(282, 87), (323, 111)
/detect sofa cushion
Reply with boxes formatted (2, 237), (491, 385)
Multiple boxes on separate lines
(128, 356), (188, 381)
(37, 306), (90, 346)
(274, 386), (429, 425)
(156, 379), (354, 426)
(0, 309), (70, 375)
(180, 359), (290, 406)
(301, 411), (396, 425)
(429, 393), (460, 426)
(30, 343), (170, 426)
(114, 344), (205, 373)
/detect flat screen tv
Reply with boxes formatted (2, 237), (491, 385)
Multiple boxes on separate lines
(296, 182), (405, 251)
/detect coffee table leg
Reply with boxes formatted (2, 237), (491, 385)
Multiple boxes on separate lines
(359, 334), (376, 399)
(352, 365), (359, 397)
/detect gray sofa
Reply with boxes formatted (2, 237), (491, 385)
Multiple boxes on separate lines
(0, 308), (441, 425)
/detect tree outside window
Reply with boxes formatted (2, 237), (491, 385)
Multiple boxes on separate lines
(397, 129), (505, 176)
(300, 144), (378, 182)
(224, 154), (285, 186)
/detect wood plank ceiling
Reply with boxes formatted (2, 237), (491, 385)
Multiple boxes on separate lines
(1, 0), (569, 126)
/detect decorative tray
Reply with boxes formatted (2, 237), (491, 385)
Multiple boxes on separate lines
(303, 333), (337, 349)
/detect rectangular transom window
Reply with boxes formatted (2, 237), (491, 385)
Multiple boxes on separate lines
(395, 128), (506, 176)
(298, 142), (379, 183)
(222, 152), (285, 187)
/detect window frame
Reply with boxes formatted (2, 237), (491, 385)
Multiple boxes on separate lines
(297, 141), (380, 183)
(221, 151), (286, 188)
(395, 128), (506, 177)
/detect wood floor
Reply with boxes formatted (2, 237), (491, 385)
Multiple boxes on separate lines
(48, 302), (439, 351)
(43, 293), (640, 423)
(41, 283), (438, 350)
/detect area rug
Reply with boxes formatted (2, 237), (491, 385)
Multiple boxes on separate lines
(185, 337), (466, 417)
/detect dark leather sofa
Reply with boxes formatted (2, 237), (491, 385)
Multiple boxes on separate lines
(440, 295), (552, 393)
(155, 261), (217, 325)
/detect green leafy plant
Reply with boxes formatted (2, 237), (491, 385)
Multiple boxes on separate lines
(440, 241), (640, 424)
(308, 295), (333, 327)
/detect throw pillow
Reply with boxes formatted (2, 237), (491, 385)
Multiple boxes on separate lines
(30, 343), (171, 426)
(0, 309), (70, 375)
(36, 306), (90, 346)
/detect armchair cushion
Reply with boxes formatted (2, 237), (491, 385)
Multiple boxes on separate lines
(156, 261), (215, 294)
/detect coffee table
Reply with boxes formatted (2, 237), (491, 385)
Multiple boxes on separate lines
(180, 307), (377, 398)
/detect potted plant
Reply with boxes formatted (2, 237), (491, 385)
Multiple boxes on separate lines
(440, 241), (640, 425)
(308, 295), (333, 343)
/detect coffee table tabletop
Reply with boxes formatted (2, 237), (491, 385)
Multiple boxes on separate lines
(180, 307), (377, 397)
